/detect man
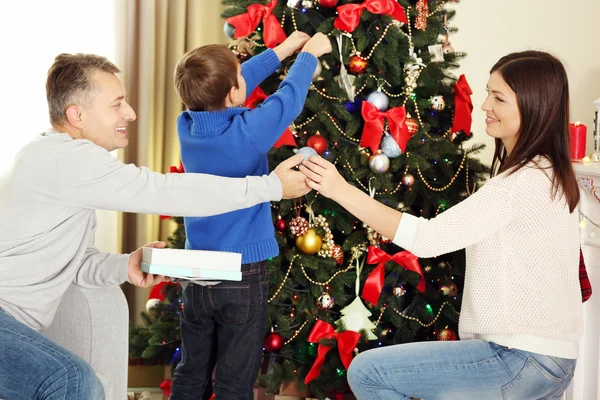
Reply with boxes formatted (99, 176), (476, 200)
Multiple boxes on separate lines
(0, 53), (309, 399)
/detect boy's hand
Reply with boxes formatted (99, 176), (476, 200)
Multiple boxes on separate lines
(274, 31), (311, 61)
(301, 33), (332, 58)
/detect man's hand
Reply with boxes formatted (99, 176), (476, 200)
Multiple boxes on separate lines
(274, 154), (312, 199)
(274, 31), (311, 61)
(128, 241), (171, 288)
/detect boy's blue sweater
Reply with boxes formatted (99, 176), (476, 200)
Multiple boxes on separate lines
(177, 49), (318, 263)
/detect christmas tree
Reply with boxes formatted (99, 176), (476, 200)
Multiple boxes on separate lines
(130, 1), (489, 398)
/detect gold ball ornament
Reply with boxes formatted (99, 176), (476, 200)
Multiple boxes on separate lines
(296, 228), (323, 254)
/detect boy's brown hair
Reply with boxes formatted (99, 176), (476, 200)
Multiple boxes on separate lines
(174, 45), (239, 111)
(46, 53), (120, 126)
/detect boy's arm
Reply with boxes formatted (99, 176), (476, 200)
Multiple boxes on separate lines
(243, 52), (318, 155)
(241, 49), (281, 96)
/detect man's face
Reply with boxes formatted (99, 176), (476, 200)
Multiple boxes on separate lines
(79, 71), (136, 151)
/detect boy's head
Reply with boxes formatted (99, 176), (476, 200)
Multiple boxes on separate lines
(174, 45), (246, 111)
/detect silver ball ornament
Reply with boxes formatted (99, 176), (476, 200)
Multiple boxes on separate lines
(294, 146), (319, 160)
(366, 90), (389, 111)
(381, 134), (402, 158)
(429, 95), (446, 111)
(223, 22), (236, 39)
(145, 298), (161, 313)
(369, 151), (390, 173)
(317, 292), (335, 310)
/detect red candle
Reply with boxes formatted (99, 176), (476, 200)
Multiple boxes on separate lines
(570, 122), (587, 160)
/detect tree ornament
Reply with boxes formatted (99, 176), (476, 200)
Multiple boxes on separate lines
(313, 214), (335, 258)
(406, 114), (419, 136)
(369, 150), (390, 173)
(287, 0), (302, 8)
(275, 216), (286, 232)
(402, 173), (415, 186)
(430, 95), (446, 111)
(442, 15), (455, 54)
(302, 0), (315, 8)
(415, 0), (428, 30)
(264, 330), (285, 352)
(364, 223), (389, 247)
(366, 89), (389, 112)
(289, 216), (309, 236)
(223, 22), (236, 39)
(332, 244), (344, 265)
(316, 292), (335, 310)
(296, 227), (323, 254)
(348, 54), (368, 74)
(437, 328), (457, 341)
(146, 298), (161, 313)
(440, 282), (458, 297)
(380, 323), (396, 340)
(294, 146), (319, 160)
(307, 133), (328, 155)
(335, 297), (378, 340)
(442, 43), (455, 54)
(393, 285), (406, 297)
(381, 133), (402, 158)
(318, 0), (338, 7)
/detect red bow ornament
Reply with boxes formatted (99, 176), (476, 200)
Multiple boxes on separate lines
(304, 320), (361, 384)
(226, 0), (286, 49)
(334, 0), (408, 33)
(361, 246), (425, 306)
(244, 86), (297, 148)
(159, 379), (172, 398)
(160, 163), (185, 220)
(451, 74), (473, 136)
(360, 101), (410, 154)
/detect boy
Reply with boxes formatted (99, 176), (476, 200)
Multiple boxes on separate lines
(171, 32), (332, 400)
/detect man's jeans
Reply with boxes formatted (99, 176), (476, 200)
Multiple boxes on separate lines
(170, 261), (269, 400)
(0, 307), (104, 400)
(348, 339), (576, 400)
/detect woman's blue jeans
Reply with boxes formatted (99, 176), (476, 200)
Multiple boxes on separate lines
(347, 339), (575, 400)
(0, 307), (104, 400)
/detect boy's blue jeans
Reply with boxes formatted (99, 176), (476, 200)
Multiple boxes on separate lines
(348, 339), (576, 399)
(0, 307), (104, 400)
(170, 261), (269, 400)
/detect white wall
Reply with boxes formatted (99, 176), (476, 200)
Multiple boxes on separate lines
(0, 0), (120, 253)
(449, 0), (600, 165)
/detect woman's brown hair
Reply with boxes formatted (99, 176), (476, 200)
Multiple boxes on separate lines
(490, 50), (579, 212)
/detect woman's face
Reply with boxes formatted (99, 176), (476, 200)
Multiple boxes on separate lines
(481, 71), (521, 154)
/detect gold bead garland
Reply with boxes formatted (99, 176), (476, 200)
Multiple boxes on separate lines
(390, 301), (456, 328)
(312, 214), (335, 258)
(416, 152), (466, 192)
(269, 255), (298, 303)
(284, 319), (312, 346)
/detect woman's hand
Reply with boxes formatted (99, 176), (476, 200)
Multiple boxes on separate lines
(299, 156), (348, 200)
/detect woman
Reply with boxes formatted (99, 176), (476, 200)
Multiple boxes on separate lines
(300, 51), (581, 399)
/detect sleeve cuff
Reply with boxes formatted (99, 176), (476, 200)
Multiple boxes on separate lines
(266, 171), (283, 201)
(259, 49), (282, 74)
(118, 254), (131, 284)
(392, 213), (419, 251)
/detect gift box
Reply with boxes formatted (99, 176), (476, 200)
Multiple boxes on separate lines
(142, 247), (242, 281)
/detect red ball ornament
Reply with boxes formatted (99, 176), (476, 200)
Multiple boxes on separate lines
(318, 0), (338, 6)
(348, 55), (368, 74)
(307, 134), (328, 155)
(275, 217), (286, 232)
(406, 117), (419, 136)
(437, 328), (457, 341)
(264, 331), (284, 352)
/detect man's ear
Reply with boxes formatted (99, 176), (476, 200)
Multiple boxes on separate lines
(65, 105), (84, 128)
